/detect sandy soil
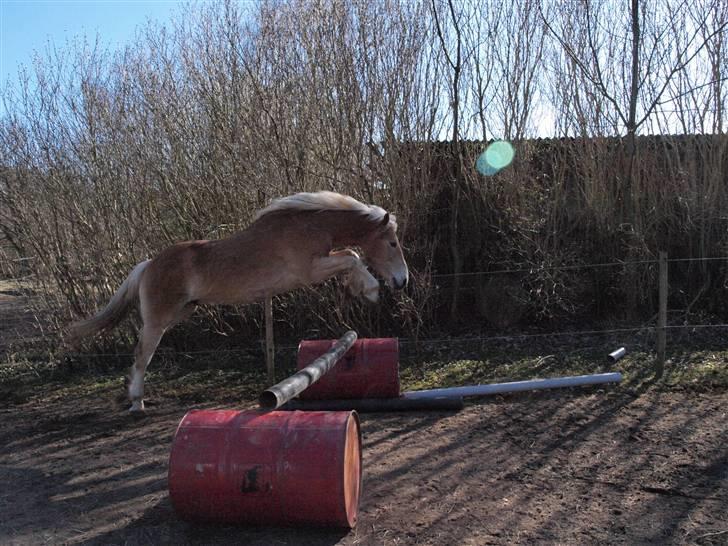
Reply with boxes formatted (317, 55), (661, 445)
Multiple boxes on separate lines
(1, 283), (726, 545)
(1, 384), (726, 546)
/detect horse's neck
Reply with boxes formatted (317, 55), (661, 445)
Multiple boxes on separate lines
(312, 211), (376, 247)
(251, 210), (375, 248)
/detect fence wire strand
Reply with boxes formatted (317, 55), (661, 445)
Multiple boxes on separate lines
(50, 322), (728, 361)
(2, 254), (728, 364)
(430, 255), (728, 279)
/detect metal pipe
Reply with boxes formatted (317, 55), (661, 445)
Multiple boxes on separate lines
(608, 347), (627, 363)
(281, 396), (464, 413)
(259, 330), (358, 409)
(402, 372), (622, 400)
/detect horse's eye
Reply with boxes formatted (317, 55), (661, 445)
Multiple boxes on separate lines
(389, 242), (397, 248)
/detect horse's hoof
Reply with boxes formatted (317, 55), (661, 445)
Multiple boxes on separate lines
(364, 290), (379, 303)
(128, 407), (148, 419)
(128, 400), (146, 414)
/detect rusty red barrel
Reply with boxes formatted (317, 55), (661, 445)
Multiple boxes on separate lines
(297, 338), (400, 400)
(168, 409), (362, 528)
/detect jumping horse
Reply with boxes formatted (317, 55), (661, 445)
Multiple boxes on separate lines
(67, 191), (409, 412)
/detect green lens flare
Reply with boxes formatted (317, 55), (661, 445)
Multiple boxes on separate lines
(476, 140), (515, 176)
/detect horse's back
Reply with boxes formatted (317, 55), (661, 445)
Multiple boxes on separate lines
(140, 240), (214, 304)
(141, 215), (334, 307)
(142, 233), (284, 306)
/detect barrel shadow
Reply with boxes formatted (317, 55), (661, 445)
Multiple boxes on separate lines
(79, 494), (352, 546)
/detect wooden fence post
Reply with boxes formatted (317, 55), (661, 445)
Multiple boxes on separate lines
(656, 251), (667, 376)
(265, 296), (275, 383)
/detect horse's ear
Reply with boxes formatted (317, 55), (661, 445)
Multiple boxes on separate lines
(379, 213), (389, 228)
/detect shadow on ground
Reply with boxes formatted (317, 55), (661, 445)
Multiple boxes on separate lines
(1, 373), (726, 545)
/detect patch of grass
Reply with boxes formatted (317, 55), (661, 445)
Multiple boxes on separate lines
(400, 346), (728, 393)
(146, 365), (269, 407)
(2, 338), (726, 409)
(400, 344), (612, 391)
(0, 361), (127, 406)
(660, 350), (728, 389)
(0, 350), (277, 408)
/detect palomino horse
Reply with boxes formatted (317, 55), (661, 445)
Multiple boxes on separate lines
(67, 191), (409, 412)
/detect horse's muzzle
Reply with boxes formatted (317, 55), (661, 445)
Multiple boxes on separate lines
(392, 276), (408, 290)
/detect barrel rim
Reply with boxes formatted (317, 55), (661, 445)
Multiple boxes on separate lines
(341, 410), (362, 528)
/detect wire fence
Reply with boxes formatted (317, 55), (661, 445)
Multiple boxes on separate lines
(429, 255), (728, 279)
(1, 254), (727, 367)
(3, 323), (719, 364)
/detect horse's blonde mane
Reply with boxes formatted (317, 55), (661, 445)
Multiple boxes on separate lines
(255, 191), (396, 229)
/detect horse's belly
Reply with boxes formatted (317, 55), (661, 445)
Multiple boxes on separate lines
(197, 269), (305, 305)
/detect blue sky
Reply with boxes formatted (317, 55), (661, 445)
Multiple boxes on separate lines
(0, 0), (182, 88)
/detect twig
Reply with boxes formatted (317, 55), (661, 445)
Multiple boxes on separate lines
(694, 529), (728, 541)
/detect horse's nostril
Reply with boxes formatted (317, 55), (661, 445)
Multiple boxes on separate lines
(393, 277), (408, 290)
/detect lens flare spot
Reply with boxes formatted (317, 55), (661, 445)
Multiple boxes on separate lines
(476, 140), (515, 176)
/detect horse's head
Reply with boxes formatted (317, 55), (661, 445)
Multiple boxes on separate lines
(361, 212), (409, 291)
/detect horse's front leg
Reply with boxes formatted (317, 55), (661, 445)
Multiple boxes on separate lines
(344, 261), (380, 303)
(311, 250), (379, 302)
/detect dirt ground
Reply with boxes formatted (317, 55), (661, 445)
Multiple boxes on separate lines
(1, 381), (727, 546)
(1, 283), (727, 545)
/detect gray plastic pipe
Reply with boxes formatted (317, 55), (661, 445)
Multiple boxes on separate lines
(281, 396), (464, 412)
(608, 347), (627, 362)
(402, 372), (622, 400)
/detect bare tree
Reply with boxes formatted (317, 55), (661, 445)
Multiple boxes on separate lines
(1, 0), (727, 348)
(431, 0), (467, 317)
(491, 0), (547, 140)
(541, 0), (727, 139)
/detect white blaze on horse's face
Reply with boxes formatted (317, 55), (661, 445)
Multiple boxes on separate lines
(363, 213), (409, 291)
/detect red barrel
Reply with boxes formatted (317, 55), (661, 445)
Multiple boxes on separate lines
(297, 338), (400, 400)
(168, 410), (361, 528)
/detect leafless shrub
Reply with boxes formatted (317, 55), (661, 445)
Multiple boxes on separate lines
(0, 0), (726, 356)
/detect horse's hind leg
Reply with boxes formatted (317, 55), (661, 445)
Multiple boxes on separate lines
(128, 303), (196, 413)
(128, 323), (165, 413)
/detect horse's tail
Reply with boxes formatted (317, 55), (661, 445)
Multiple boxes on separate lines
(66, 260), (150, 346)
